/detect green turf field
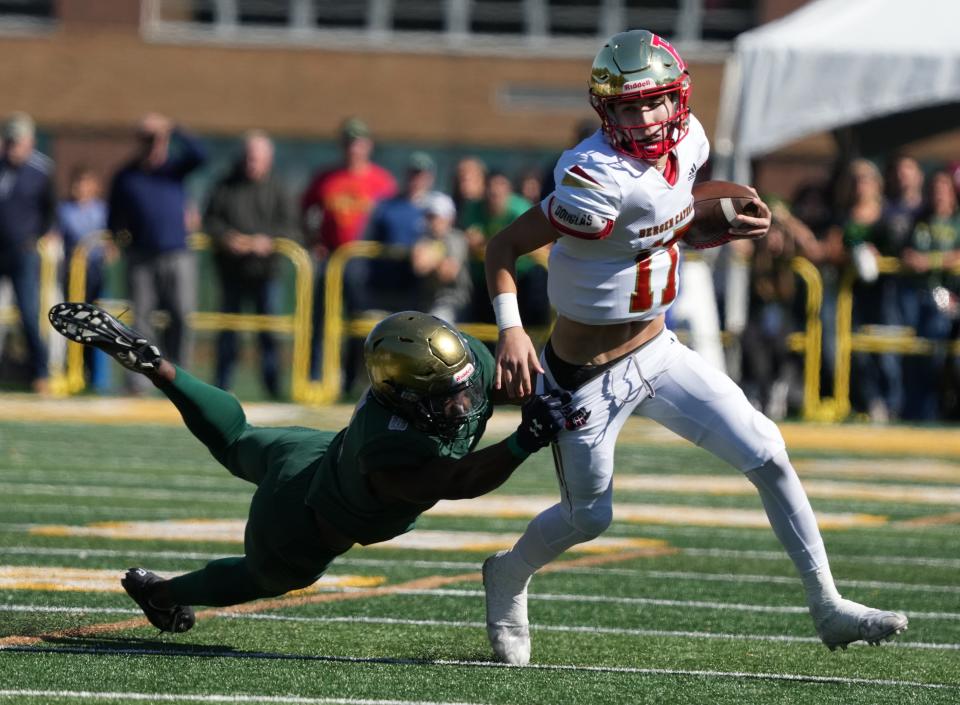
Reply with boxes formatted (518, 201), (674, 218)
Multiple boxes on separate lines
(0, 407), (958, 705)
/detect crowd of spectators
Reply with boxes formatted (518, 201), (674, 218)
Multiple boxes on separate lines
(3, 110), (960, 422)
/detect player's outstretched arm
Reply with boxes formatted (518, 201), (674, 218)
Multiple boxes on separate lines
(485, 207), (559, 399)
(369, 392), (586, 503)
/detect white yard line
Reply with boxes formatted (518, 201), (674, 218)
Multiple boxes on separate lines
(560, 567), (960, 595)
(2, 547), (959, 594)
(683, 547), (960, 569)
(221, 613), (959, 651)
(0, 652), (955, 691)
(2, 602), (957, 650)
(343, 586), (960, 620)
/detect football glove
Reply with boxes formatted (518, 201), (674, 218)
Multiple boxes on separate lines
(514, 390), (589, 453)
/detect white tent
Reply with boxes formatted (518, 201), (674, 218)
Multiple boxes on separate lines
(712, 0), (960, 183)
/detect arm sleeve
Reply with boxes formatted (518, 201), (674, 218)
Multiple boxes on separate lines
(540, 155), (621, 240)
(169, 128), (208, 177)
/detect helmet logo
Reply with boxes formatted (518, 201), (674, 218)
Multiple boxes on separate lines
(623, 78), (657, 93)
(453, 362), (475, 384)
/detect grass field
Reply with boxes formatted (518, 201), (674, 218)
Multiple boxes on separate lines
(0, 398), (958, 704)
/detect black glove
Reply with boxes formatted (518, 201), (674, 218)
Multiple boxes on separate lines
(514, 390), (591, 453)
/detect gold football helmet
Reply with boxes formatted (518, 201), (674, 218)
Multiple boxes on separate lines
(364, 311), (487, 437)
(589, 29), (691, 160)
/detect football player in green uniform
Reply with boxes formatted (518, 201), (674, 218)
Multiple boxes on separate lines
(49, 303), (583, 633)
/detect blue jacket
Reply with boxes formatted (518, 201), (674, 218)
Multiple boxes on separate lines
(108, 129), (207, 255)
(0, 151), (56, 251)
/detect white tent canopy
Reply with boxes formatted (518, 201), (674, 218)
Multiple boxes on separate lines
(712, 0), (960, 184)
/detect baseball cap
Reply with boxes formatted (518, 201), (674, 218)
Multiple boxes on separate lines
(340, 117), (370, 141)
(423, 192), (456, 220)
(408, 151), (436, 173)
(2, 112), (35, 142)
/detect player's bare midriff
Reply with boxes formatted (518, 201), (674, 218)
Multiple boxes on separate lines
(550, 313), (665, 366)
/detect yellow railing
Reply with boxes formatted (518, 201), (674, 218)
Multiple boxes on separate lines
(30, 233), (948, 422)
(831, 256), (960, 421)
(785, 257), (828, 421)
(316, 246), (828, 418)
(62, 232), (318, 402)
(311, 241), (551, 404)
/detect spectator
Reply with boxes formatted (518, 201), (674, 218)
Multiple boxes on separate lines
(828, 159), (902, 422)
(363, 151), (438, 312)
(740, 200), (823, 419)
(899, 170), (960, 420)
(57, 164), (111, 390)
(108, 112), (207, 389)
(451, 156), (487, 229)
(300, 117), (396, 381)
(58, 165), (109, 301)
(791, 181), (843, 396)
(204, 130), (299, 399)
(411, 192), (471, 322)
(0, 112), (55, 393)
(462, 171), (549, 326)
(883, 154), (925, 254)
(517, 168), (544, 205)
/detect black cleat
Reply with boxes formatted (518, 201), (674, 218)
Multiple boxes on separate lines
(49, 302), (163, 373)
(121, 567), (195, 634)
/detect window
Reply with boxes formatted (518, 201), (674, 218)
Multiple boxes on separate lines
(144, 0), (759, 52)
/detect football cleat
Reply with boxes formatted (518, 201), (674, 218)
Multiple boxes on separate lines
(121, 567), (195, 634)
(811, 598), (908, 651)
(49, 302), (163, 373)
(482, 551), (532, 666)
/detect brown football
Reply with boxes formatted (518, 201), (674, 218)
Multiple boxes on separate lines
(684, 180), (762, 249)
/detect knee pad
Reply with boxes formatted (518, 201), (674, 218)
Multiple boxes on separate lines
(568, 502), (613, 540)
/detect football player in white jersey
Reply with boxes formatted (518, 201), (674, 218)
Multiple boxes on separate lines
(481, 29), (908, 665)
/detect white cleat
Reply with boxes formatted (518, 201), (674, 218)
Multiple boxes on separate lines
(482, 551), (532, 666)
(811, 598), (909, 651)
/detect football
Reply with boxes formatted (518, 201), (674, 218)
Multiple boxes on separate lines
(684, 180), (762, 249)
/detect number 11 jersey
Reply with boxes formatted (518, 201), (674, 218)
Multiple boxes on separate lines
(540, 115), (709, 325)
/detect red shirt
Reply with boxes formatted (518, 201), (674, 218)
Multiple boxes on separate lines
(301, 163), (397, 252)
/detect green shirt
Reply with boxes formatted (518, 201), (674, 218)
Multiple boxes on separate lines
(909, 213), (960, 290)
(304, 334), (495, 545)
(462, 194), (539, 276)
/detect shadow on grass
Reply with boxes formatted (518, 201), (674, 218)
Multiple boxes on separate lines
(4, 634), (499, 669)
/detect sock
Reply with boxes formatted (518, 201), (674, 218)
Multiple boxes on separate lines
(157, 366), (249, 459)
(745, 449), (847, 611)
(800, 563), (843, 609)
(166, 557), (280, 607)
(745, 451), (831, 575)
(500, 503), (594, 581)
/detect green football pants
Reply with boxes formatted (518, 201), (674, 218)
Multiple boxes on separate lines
(156, 366), (342, 607)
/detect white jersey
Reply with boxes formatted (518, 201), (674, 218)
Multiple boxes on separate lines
(541, 116), (710, 324)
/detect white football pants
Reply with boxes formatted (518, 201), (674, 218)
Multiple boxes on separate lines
(508, 328), (828, 581)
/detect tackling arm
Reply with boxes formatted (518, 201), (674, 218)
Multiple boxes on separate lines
(367, 438), (528, 503)
(368, 391), (584, 503)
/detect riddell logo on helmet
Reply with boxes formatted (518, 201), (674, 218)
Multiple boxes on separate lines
(623, 79), (656, 93)
(453, 363), (475, 384)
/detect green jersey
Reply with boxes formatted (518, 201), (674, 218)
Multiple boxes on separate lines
(305, 334), (495, 545)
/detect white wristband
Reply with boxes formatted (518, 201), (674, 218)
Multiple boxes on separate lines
(492, 292), (523, 331)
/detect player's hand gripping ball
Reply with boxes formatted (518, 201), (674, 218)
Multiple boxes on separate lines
(684, 180), (764, 249)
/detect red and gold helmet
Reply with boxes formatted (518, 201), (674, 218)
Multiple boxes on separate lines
(589, 30), (691, 161)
